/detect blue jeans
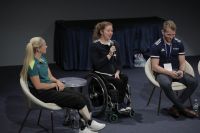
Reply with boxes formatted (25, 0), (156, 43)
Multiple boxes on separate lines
(156, 73), (198, 110)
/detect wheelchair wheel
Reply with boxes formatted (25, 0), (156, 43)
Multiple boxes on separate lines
(108, 113), (118, 122)
(86, 73), (108, 117)
(129, 109), (135, 118)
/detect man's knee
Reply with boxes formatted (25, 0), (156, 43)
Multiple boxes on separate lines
(156, 74), (172, 89)
(184, 73), (198, 89)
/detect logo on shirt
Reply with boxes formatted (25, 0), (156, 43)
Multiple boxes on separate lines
(161, 48), (165, 52)
(173, 47), (179, 50)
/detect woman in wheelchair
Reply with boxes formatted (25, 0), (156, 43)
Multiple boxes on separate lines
(20, 37), (105, 133)
(90, 21), (132, 114)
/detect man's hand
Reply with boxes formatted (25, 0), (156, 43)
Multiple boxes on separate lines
(175, 70), (184, 79)
(169, 70), (183, 79)
(169, 71), (179, 79)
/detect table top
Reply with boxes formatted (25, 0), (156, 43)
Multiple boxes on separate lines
(59, 77), (87, 88)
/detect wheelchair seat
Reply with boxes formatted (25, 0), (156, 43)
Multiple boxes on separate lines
(85, 71), (134, 122)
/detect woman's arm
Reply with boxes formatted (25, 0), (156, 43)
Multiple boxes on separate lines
(48, 68), (59, 83)
(115, 43), (122, 71)
(30, 75), (57, 90)
(48, 68), (65, 91)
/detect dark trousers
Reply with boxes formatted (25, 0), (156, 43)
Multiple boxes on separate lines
(30, 87), (91, 111)
(156, 73), (198, 110)
(103, 73), (128, 103)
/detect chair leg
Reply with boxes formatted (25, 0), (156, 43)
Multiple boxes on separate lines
(51, 111), (54, 133)
(146, 87), (156, 106)
(18, 109), (32, 133)
(37, 109), (42, 126)
(157, 89), (163, 115)
(19, 109), (55, 133)
(37, 109), (55, 133)
(189, 96), (192, 107)
(37, 109), (48, 132)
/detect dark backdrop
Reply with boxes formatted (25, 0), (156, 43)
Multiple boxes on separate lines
(54, 17), (163, 70)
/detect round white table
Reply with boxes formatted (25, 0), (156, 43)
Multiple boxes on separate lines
(59, 77), (87, 92)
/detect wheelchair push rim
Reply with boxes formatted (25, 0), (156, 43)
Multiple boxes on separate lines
(86, 73), (108, 117)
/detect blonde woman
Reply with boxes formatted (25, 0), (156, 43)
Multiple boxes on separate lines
(20, 37), (105, 133)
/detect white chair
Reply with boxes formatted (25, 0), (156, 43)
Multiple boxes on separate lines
(144, 58), (194, 115)
(19, 77), (62, 133)
(198, 60), (200, 75)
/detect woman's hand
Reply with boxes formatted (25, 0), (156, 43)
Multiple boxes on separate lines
(56, 80), (65, 91)
(114, 70), (120, 79)
(109, 45), (116, 56)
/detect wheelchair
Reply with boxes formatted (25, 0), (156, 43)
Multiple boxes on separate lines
(85, 71), (135, 122)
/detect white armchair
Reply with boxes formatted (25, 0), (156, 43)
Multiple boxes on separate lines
(144, 58), (194, 115)
(19, 77), (62, 133)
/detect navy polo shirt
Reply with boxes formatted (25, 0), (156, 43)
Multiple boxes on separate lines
(150, 38), (185, 70)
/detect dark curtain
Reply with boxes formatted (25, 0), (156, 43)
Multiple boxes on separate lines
(54, 17), (164, 70)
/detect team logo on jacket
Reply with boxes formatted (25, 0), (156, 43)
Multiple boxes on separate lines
(161, 48), (165, 52)
(173, 47), (179, 50)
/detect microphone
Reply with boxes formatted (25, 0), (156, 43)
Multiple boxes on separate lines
(110, 41), (116, 57)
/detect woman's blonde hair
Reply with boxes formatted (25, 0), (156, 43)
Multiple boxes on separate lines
(20, 37), (45, 81)
(92, 21), (112, 41)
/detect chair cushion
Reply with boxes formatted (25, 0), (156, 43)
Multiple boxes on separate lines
(172, 82), (186, 91)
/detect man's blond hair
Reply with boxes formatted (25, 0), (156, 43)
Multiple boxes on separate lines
(163, 20), (176, 31)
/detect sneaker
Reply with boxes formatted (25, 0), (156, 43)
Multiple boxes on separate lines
(118, 103), (126, 112)
(79, 127), (98, 133)
(88, 120), (106, 131)
(125, 106), (132, 111)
